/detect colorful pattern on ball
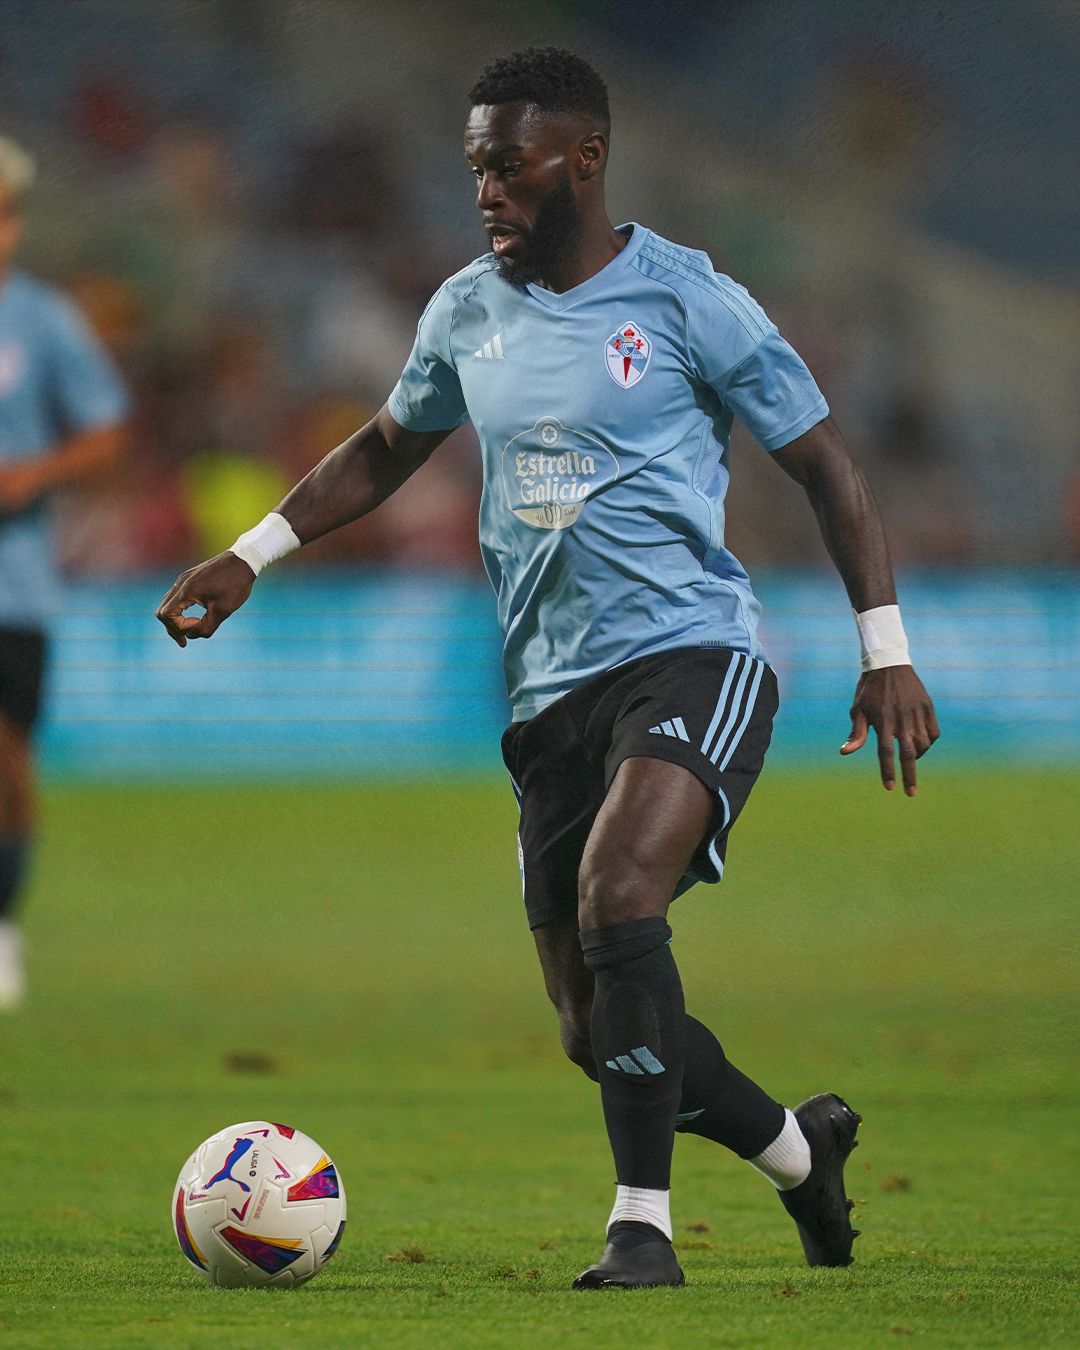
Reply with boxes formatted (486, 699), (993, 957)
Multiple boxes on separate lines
(287, 1156), (339, 1201)
(220, 1226), (306, 1274)
(173, 1190), (207, 1270)
(321, 1219), (347, 1264)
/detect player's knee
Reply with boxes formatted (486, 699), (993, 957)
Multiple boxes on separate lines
(577, 853), (666, 930)
(579, 915), (673, 974)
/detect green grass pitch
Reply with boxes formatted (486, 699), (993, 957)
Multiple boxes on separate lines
(0, 768), (1076, 1347)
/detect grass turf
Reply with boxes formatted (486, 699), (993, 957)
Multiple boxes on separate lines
(0, 768), (1077, 1347)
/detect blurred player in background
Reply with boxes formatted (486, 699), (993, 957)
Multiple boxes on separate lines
(157, 50), (938, 1286)
(0, 137), (129, 1008)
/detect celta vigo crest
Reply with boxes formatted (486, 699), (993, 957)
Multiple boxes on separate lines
(605, 321), (652, 388)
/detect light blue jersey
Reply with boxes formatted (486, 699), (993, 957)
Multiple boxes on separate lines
(389, 224), (827, 719)
(0, 269), (128, 630)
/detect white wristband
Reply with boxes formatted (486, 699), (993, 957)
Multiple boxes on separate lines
(854, 604), (911, 672)
(229, 512), (301, 577)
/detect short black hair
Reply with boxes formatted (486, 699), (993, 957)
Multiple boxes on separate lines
(468, 47), (610, 129)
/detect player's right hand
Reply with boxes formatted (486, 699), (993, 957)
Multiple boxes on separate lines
(840, 664), (939, 796)
(155, 552), (256, 648)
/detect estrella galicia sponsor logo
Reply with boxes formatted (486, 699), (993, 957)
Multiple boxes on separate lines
(502, 417), (619, 531)
(605, 320), (651, 388)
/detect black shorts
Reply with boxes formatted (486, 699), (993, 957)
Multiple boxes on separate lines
(0, 626), (48, 730)
(501, 646), (778, 929)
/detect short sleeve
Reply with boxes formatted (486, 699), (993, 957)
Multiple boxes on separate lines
(686, 276), (828, 452)
(388, 284), (469, 432)
(47, 295), (129, 432)
(716, 330), (829, 451)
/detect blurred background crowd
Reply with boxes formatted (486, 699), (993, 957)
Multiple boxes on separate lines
(2, 0), (1077, 578)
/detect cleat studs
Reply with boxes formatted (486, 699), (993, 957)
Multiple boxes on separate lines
(851, 1229), (861, 1238)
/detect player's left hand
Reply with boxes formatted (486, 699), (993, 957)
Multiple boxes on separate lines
(841, 666), (939, 796)
(0, 461), (49, 514)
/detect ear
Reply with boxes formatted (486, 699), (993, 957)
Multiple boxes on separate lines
(576, 131), (607, 181)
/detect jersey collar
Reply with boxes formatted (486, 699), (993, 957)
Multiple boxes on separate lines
(523, 223), (648, 312)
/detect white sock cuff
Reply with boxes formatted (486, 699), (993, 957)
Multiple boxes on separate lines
(748, 1108), (812, 1191)
(607, 1185), (672, 1240)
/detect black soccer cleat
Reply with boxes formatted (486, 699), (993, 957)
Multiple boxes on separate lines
(778, 1092), (863, 1267)
(573, 1222), (685, 1289)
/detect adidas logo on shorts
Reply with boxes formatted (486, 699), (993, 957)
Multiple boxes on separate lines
(648, 716), (690, 742)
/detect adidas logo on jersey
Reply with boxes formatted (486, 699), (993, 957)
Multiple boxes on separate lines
(473, 332), (505, 359)
(648, 716), (690, 742)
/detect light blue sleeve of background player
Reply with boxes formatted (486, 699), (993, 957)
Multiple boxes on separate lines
(388, 283), (469, 432)
(47, 293), (129, 432)
(686, 280), (829, 452)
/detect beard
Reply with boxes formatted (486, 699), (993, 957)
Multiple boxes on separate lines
(493, 172), (583, 287)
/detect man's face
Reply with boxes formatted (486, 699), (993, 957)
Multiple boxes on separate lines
(0, 185), (24, 272)
(465, 103), (587, 285)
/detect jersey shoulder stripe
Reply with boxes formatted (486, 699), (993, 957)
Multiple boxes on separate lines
(437, 252), (500, 297)
(421, 255), (499, 316)
(416, 254), (500, 358)
(633, 236), (771, 343)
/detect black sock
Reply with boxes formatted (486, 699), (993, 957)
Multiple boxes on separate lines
(580, 917), (685, 1191)
(677, 1015), (785, 1158)
(0, 836), (28, 922)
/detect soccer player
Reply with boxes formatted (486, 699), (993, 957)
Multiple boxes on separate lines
(0, 137), (129, 1009)
(157, 49), (939, 1287)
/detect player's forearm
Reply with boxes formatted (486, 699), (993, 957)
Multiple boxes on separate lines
(273, 410), (429, 545)
(774, 418), (896, 612)
(802, 455), (897, 613)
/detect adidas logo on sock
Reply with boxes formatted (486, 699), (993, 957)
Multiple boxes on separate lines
(648, 717), (689, 742)
(605, 1045), (666, 1075)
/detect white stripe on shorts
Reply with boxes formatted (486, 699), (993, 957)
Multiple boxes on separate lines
(699, 653), (746, 756)
(701, 653), (767, 769)
(704, 655), (753, 763)
(715, 660), (764, 771)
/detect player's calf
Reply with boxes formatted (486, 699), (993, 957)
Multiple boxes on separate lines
(573, 917), (686, 1286)
(580, 917), (685, 1195)
(556, 1001), (598, 1080)
(531, 917), (599, 1080)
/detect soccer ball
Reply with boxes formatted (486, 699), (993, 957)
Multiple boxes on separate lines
(172, 1121), (346, 1288)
